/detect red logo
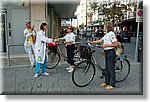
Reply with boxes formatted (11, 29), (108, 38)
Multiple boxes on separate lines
(137, 10), (143, 17)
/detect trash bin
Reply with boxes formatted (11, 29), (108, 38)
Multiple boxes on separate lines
(137, 47), (142, 62)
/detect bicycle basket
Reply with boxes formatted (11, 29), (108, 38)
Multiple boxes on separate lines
(48, 43), (57, 52)
(79, 45), (92, 59)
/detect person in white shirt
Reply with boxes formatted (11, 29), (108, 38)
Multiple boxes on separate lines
(56, 26), (76, 73)
(88, 21), (118, 90)
(24, 20), (36, 68)
(34, 23), (54, 78)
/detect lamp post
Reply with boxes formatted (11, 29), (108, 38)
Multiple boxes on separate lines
(86, 0), (88, 39)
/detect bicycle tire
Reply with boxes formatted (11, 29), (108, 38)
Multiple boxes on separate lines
(72, 60), (96, 87)
(115, 58), (130, 82)
(46, 51), (60, 69)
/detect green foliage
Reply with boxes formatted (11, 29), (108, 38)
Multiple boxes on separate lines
(89, 1), (137, 24)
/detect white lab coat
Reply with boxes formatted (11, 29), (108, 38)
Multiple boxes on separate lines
(35, 30), (53, 64)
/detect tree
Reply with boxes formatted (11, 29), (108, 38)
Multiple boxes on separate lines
(89, 2), (99, 13)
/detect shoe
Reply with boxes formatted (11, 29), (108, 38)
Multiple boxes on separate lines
(105, 85), (114, 90)
(66, 66), (72, 70)
(100, 83), (109, 87)
(42, 72), (49, 76)
(31, 65), (34, 69)
(34, 74), (39, 78)
(68, 67), (74, 73)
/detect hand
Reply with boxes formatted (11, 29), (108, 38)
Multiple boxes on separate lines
(54, 39), (59, 42)
(100, 44), (107, 48)
(63, 41), (66, 45)
(31, 26), (34, 31)
(87, 41), (92, 44)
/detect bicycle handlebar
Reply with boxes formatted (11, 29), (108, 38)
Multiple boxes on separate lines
(86, 42), (102, 48)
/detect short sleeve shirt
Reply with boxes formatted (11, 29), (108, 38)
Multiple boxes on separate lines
(102, 31), (117, 50)
(64, 32), (75, 44)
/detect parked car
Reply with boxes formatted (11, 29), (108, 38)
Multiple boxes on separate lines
(117, 31), (131, 42)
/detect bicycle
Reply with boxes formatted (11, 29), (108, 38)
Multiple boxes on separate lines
(46, 42), (81, 69)
(72, 42), (131, 87)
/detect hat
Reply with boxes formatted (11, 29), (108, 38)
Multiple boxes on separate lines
(25, 20), (31, 25)
(67, 26), (73, 31)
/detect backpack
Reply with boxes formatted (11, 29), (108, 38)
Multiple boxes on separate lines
(109, 36), (123, 56)
(115, 42), (123, 56)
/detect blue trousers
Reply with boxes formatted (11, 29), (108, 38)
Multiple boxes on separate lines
(35, 56), (47, 74)
(104, 49), (116, 87)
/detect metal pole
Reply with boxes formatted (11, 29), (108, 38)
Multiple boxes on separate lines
(7, 45), (10, 66)
(135, 22), (140, 61)
(86, 0), (87, 39)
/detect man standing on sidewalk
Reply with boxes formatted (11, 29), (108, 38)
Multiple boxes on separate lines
(24, 20), (36, 68)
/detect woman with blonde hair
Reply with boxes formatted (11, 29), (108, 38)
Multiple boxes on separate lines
(88, 21), (118, 90)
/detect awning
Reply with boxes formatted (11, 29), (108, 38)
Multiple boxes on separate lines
(49, 0), (80, 18)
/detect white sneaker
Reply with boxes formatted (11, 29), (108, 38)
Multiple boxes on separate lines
(66, 66), (72, 70)
(42, 72), (49, 76)
(34, 74), (39, 78)
(68, 67), (74, 73)
(31, 65), (34, 69)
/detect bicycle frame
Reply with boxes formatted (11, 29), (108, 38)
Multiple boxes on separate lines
(57, 44), (68, 60)
(91, 54), (104, 71)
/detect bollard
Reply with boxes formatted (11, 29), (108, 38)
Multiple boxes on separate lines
(137, 47), (142, 62)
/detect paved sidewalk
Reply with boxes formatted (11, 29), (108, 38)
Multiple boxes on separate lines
(0, 37), (143, 95)
(0, 54), (142, 95)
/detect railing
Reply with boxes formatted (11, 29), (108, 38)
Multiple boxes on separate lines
(7, 44), (24, 66)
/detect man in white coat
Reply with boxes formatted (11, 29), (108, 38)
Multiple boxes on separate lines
(34, 23), (54, 78)
(24, 20), (36, 68)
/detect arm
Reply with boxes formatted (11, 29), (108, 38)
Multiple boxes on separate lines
(24, 29), (34, 38)
(39, 33), (53, 43)
(24, 32), (33, 38)
(89, 39), (103, 44)
(101, 41), (118, 48)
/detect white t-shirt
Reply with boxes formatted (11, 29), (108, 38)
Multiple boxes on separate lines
(64, 32), (75, 45)
(102, 31), (117, 50)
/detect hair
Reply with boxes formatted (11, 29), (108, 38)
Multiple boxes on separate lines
(67, 26), (74, 32)
(40, 23), (47, 30)
(104, 21), (114, 32)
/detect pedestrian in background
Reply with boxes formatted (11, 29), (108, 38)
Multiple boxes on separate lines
(88, 21), (118, 90)
(24, 20), (36, 68)
(34, 23), (54, 78)
(55, 26), (76, 73)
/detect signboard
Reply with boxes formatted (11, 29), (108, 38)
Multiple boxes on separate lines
(61, 19), (71, 26)
(136, 9), (143, 22)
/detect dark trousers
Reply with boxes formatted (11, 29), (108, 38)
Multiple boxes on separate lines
(104, 49), (116, 87)
(66, 44), (75, 65)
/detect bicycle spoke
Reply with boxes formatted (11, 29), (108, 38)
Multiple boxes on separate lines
(72, 61), (95, 87)
(115, 59), (130, 82)
(47, 51), (60, 69)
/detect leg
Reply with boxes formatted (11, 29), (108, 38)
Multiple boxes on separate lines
(67, 45), (75, 66)
(107, 50), (116, 87)
(66, 46), (71, 65)
(104, 51), (110, 85)
(28, 45), (34, 66)
(42, 55), (47, 73)
(35, 61), (41, 74)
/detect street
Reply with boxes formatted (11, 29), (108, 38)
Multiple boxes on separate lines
(0, 37), (142, 95)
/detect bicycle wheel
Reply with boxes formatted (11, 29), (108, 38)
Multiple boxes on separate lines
(72, 60), (96, 87)
(46, 51), (60, 69)
(115, 59), (130, 82)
